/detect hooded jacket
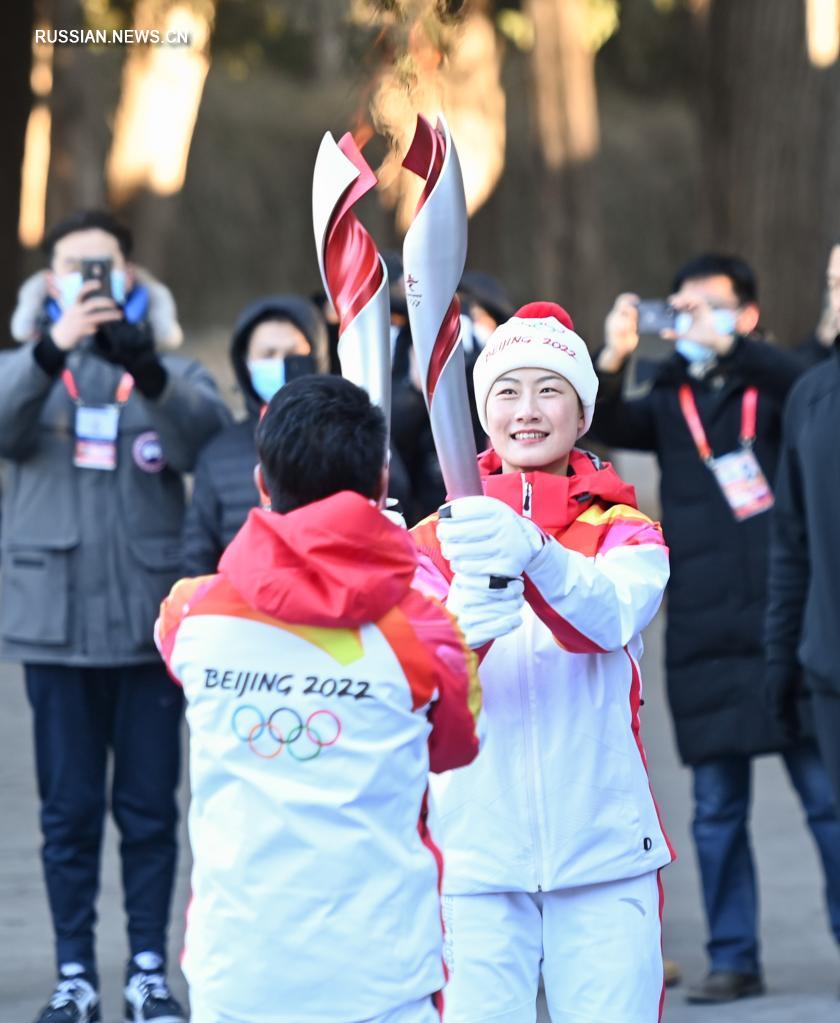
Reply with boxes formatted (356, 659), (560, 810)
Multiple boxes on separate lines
(180, 296), (329, 577)
(411, 448), (673, 895)
(0, 269), (230, 666)
(157, 492), (482, 1022)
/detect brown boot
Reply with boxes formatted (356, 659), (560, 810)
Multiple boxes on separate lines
(663, 959), (682, 988)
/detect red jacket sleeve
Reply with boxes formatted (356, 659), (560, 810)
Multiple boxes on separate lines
(378, 589), (482, 773)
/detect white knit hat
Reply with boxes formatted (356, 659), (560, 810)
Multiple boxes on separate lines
(472, 302), (598, 436)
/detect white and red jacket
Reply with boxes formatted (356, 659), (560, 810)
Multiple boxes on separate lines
(156, 492), (481, 1023)
(412, 448), (674, 895)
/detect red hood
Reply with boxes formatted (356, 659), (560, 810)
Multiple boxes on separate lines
(218, 492), (418, 628)
(477, 447), (638, 531)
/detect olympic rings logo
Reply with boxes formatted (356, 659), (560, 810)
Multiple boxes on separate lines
(231, 705), (342, 762)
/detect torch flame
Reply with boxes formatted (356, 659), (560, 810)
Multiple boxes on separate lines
(352, 2), (505, 231)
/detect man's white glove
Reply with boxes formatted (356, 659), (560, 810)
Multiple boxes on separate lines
(437, 496), (544, 579)
(446, 572), (525, 649)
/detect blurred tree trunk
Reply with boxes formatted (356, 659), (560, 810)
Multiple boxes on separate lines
(110, 1), (215, 281)
(45, 0), (110, 224)
(699, 0), (840, 345)
(310, 0), (344, 80)
(523, 0), (605, 339)
(0, 0), (35, 342)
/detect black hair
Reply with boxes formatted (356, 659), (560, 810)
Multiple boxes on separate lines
(42, 209), (133, 261)
(256, 375), (387, 514)
(671, 253), (758, 306)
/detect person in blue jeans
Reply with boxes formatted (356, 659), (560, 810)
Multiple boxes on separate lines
(693, 748), (840, 982)
(591, 253), (840, 1003)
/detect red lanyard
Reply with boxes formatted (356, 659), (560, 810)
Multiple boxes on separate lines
(62, 368), (134, 407)
(678, 385), (758, 464)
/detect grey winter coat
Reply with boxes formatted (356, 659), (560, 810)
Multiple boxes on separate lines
(0, 271), (231, 666)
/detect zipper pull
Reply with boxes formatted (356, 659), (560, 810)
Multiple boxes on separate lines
(521, 475), (533, 518)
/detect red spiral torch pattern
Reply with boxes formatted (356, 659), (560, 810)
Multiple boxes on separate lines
(403, 116), (462, 405)
(324, 133), (384, 335)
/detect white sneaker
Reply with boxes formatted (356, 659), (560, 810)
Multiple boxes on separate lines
(123, 961), (185, 1023)
(35, 974), (100, 1023)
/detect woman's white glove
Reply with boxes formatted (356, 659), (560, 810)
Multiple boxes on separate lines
(437, 496), (544, 579)
(380, 497), (407, 529)
(445, 572), (525, 649)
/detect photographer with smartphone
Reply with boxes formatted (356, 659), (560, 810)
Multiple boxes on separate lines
(0, 209), (230, 1023)
(590, 254), (840, 1005)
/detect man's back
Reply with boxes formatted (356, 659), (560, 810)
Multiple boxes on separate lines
(158, 491), (481, 1023)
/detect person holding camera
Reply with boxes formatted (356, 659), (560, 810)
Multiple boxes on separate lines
(0, 209), (230, 1023)
(591, 254), (840, 1004)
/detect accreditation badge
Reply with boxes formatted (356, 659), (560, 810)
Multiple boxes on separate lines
(73, 403), (120, 471)
(708, 447), (774, 521)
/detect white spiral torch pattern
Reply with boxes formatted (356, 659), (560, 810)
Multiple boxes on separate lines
(313, 131), (391, 435)
(402, 114), (481, 499)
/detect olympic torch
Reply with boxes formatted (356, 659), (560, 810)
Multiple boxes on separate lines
(313, 131), (391, 434)
(402, 114), (481, 499)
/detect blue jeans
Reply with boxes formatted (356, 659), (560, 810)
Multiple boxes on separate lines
(692, 743), (840, 973)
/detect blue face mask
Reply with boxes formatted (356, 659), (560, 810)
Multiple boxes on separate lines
(674, 309), (738, 363)
(249, 359), (286, 403)
(675, 338), (715, 364)
(57, 269), (128, 309)
(711, 309), (737, 337)
(57, 272), (84, 310)
(110, 269), (127, 305)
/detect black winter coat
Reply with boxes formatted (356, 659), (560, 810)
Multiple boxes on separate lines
(181, 297), (413, 575)
(182, 416), (260, 577)
(766, 341), (840, 698)
(590, 338), (803, 765)
(181, 296), (328, 576)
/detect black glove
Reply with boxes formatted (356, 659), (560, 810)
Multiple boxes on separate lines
(765, 661), (802, 742)
(95, 320), (167, 399)
(95, 318), (153, 365)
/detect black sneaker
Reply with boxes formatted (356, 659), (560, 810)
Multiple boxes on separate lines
(124, 962), (185, 1023)
(686, 970), (765, 1004)
(35, 974), (100, 1023)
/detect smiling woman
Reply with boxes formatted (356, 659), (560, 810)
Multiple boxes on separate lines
(485, 368), (584, 476)
(472, 300), (597, 476)
(409, 300), (673, 1023)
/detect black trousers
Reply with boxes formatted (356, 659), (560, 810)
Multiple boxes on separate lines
(810, 685), (840, 818)
(25, 662), (184, 976)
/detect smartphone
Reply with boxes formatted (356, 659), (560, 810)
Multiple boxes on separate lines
(636, 299), (676, 335)
(80, 257), (113, 299)
(284, 354), (317, 382)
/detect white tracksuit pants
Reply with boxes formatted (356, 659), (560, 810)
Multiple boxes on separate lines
(441, 871), (664, 1023)
(188, 994), (441, 1023)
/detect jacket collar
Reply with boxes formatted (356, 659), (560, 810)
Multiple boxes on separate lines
(477, 447), (638, 531)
